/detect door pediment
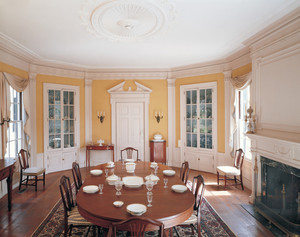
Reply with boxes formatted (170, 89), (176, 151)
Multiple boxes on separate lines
(108, 81), (152, 94)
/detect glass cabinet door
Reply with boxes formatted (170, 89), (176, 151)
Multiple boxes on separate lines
(48, 89), (76, 150)
(185, 88), (214, 150)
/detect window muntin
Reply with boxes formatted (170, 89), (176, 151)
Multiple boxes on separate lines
(5, 87), (23, 159)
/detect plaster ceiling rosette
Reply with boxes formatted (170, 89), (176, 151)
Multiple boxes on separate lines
(80, 0), (176, 42)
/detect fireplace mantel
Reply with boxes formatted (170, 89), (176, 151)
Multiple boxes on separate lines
(246, 129), (300, 170)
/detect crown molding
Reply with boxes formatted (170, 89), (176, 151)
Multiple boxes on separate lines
(0, 48), (29, 72)
(244, 7), (300, 55)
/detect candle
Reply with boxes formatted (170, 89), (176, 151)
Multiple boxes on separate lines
(253, 104), (256, 116)
(98, 111), (100, 116)
(155, 112), (157, 116)
(103, 111), (105, 116)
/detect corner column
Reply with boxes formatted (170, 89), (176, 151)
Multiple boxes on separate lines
(167, 78), (176, 166)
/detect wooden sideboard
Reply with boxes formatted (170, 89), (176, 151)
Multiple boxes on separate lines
(86, 144), (114, 168)
(150, 140), (166, 164)
(0, 159), (16, 211)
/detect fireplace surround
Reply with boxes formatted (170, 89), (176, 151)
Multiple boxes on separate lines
(247, 129), (300, 236)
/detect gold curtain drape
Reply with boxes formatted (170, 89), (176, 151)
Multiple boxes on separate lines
(0, 72), (29, 159)
(229, 72), (252, 156)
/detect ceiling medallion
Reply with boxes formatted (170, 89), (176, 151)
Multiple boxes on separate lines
(80, 0), (176, 42)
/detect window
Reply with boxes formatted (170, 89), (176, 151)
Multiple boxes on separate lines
(236, 85), (251, 159)
(5, 86), (24, 159)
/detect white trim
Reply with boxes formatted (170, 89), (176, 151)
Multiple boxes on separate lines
(85, 79), (92, 146)
(108, 81), (152, 162)
(167, 78), (176, 166)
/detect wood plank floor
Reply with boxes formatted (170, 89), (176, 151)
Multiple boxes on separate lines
(0, 167), (274, 237)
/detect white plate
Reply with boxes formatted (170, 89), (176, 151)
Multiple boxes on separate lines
(145, 174), (160, 183)
(123, 176), (144, 188)
(163, 170), (176, 176)
(126, 204), (147, 216)
(113, 201), (124, 207)
(171, 185), (188, 193)
(90, 169), (103, 176)
(83, 185), (99, 194)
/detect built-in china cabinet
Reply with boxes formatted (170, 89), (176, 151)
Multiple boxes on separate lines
(43, 83), (80, 173)
(180, 82), (217, 173)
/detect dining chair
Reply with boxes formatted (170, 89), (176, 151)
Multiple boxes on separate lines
(71, 162), (83, 193)
(108, 217), (165, 237)
(18, 149), (45, 191)
(59, 175), (94, 237)
(180, 161), (189, 185)
(216, 148), (245, 190)
(174, 175), (205, 236)
(120, 147), (139, 162)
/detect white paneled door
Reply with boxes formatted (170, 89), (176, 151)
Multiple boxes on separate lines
(116, 102), (144, 160)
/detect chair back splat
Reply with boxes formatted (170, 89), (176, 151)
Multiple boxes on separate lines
(180, 161), (189, 185)
(72, 162), (82, 193)
(120, 147), (139, 162)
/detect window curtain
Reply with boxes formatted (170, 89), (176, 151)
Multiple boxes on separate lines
(0, 72), (29, 159)
(229, 72), (252, 157)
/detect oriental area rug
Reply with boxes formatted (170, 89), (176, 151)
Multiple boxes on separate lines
(32, 198), (235, 237)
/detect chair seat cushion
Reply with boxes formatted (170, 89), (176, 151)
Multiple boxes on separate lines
(181, 210), (198, 225)
(68, 206), (93, 225)
(217, 166), (240, 176)
(23, 167), (45, 176)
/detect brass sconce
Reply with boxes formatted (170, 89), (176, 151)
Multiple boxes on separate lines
(97, 111), (105, 123)
(155, 112), (163, 123)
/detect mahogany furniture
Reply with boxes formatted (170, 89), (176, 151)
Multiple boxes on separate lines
(76, 161), (194, 231)
(217, 148), (245, 190)
(71, 162), (83, 193)
(150, 140), (166, 164)
(109, 217), (165, 237)
(180, 161), (189, 185)
(18, 149), (45, 192)
(175, 174), (205, 236)
(59, 175), (94, 237)
(86, 144), (114, 168)
(0, 158), (15, 211)
(120, 147), (139, 162)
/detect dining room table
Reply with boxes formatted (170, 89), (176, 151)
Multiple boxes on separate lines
(76, 161), (195, 232)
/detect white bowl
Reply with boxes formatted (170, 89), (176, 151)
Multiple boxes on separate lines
(145, 174), (160, 184)
(126, 204), (147, 216)
(106, 175), (119, 185)
(171, 184), (188, 193)
(83, 185), (99, 194)
(123, 176), (144, 188)
(126, 162), (136, 173)
(125, 159), (135, 163)
(163, 170), (176, 176)
(90, 169), (103, 176)
(154, 134), (162, 140)
(113, 201), (124, 207)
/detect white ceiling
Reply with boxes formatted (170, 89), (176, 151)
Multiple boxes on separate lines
(0, 0), (300, 69)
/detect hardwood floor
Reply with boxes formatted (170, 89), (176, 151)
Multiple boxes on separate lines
(0, 167), (274, 237)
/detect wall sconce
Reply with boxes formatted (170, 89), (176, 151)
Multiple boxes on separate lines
(155, 111), (163, 123)
(97, 111), (105, 123)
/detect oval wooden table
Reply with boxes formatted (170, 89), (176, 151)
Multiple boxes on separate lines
(77, 161), (194, 231)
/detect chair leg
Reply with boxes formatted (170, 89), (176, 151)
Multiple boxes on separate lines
(173, 227), (180, 237)
(240, 175), (244, 190)
(35, 176), (38, 191)
(19, 173), (23, 190)
(26, 176), (29, 187)
(43, 172), (45, 189)
(217, 172), (219, 185)
(224, 175), (227, 189)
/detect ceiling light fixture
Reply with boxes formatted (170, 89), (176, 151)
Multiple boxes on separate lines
(80, 0), (176, 42)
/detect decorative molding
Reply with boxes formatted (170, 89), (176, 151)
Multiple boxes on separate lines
(167, 78), (175, 87)
(0, 48), (29, 72)
(223, 71), (232, 81)
(80, 0), (176, 42)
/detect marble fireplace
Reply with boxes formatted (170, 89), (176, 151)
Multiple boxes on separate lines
(247, 130), (300, 236)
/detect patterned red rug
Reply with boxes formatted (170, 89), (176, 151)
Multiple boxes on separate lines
(32, 198), (236, 236)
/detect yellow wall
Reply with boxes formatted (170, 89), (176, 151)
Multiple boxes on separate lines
(175, 73), (225, 153)
(0, 62), (28, 79)
(92, 80), (168, 145)
(36, 74), (85, 153)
